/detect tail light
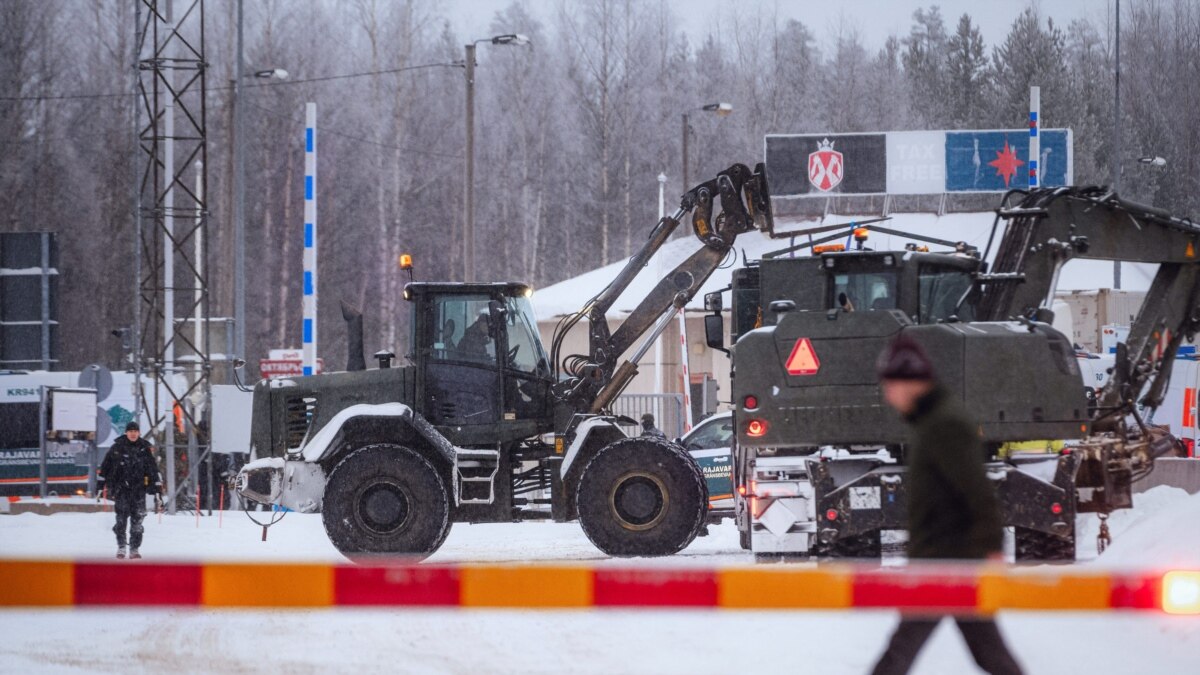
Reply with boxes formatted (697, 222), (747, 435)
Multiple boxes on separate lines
(746, 419), (768, 438)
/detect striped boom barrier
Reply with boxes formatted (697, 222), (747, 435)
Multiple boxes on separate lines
(302, 102), (317, 377)
(1, 561), (1196, 614)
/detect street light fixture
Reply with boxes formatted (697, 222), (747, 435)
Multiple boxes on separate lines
(463, 33), (532, 282)
(491, 34), (531, 46)
(253, 68), (289, 80)
(1137, 156), (1167, 167)
(682, 102), (734, 190)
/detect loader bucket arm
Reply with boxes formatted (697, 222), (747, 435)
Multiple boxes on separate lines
(552, 163), (772, 413)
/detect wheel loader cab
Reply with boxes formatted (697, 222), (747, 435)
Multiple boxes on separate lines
(406, 282), (554, 446)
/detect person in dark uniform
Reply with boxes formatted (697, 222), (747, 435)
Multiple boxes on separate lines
(457, 310), (493, 361)
(98, 421), (162, 559)
(640, 413), (666, 439)
(870, 335), (1022, 675)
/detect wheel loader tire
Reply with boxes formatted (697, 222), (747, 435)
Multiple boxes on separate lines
(1014, 526), (1075, 563)
(322, 444), (451, 562)
(575, 437), (708, 557)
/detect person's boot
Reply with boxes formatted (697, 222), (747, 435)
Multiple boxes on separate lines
(129, 549), (142, 560)
(116, 547), (127, 559)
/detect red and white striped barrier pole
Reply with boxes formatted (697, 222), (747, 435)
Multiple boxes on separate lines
(2, 561), (1196, 614)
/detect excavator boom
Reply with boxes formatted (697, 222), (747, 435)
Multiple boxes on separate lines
(981, 187), (1200, 422)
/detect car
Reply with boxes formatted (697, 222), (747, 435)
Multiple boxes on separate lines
(679, 411), (735, 519)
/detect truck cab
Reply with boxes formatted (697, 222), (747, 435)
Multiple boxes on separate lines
(714, 246), (1088, 561)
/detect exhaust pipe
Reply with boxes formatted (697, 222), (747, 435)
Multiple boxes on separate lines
(341, 300), (366, 372)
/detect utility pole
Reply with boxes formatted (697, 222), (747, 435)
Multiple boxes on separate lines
(234, 0), (246, 361)
(681, 103), (733, 195)
(464, 42), (476, 282)
(462, 35), (531, 283)
(681, 113), (689, 193)
(1113, 0), (1122, 290)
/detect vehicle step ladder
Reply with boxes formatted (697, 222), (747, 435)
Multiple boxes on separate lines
(454, 447), (500, 505)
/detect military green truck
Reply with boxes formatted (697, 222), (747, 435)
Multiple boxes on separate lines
(710, 187), (1191, 562)
(236, 163), (774, 560)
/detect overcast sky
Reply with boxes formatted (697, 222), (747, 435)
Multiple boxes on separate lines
(438, 0), (1108, 53)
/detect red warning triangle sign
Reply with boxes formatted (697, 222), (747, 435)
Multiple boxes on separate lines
(785, 338), (821, 375)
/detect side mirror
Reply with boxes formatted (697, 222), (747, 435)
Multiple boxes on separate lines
(705, 314), (728, 354)
(487, 299), (507, 338)
(704, 291), (723, 313)
(769, 300), (796, 314)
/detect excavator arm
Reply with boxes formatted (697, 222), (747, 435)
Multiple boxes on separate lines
(978, 186), (1200, 425)
(552, 162), (772, 414)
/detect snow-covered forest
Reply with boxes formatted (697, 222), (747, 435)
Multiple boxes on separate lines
(2, 0), (1199, 369)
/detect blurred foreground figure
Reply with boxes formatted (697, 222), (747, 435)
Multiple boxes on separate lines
(870, 335), (1022, 675)
(98, 421), (162, 559)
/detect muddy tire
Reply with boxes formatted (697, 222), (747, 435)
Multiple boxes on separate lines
(322, 444), (451, 562)
(576, 437), (708, 557)
(1014, 526), (1075, 563)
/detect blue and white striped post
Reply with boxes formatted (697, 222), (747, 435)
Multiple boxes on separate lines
(303, 102), (317, 376)
(1029, 86), (1040, 188)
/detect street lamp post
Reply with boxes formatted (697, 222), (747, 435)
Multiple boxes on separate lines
(463, 34), (531, 282)
(232, 0), (288, 368)
(681, 102), (732, 191)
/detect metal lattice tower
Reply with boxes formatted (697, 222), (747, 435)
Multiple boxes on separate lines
(133, 0), (210, 514)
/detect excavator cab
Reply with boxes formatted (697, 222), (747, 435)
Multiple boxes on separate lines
(406, 282), (555, 447)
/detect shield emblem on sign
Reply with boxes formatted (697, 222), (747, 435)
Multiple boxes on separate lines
(808, 138), (843, 192)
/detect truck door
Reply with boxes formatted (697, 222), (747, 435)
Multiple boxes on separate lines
(423, 293), (502, 433)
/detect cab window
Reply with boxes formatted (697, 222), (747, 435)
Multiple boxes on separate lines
(831, 272), (897, 311)
(919, 266), (975, 323)
(430, 294), (496, 364)
(503, 295), (550, 376)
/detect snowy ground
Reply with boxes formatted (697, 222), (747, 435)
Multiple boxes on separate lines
(3, 487), (1199, 674)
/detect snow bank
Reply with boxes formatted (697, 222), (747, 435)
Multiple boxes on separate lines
(1090, 487), (1200, 569)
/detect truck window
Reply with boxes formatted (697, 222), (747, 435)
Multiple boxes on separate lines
(431, 294), (496, 364)
(919, 266), (975, 323)
(504, 295), (551, 376)
(831, 272), (897, 311)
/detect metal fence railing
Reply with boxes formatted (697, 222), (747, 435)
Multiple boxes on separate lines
(613, 393), (686, 440)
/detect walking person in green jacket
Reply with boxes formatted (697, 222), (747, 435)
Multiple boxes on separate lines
(870, 335), (1023, 675)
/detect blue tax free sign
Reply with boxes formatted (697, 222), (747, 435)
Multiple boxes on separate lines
(944, 129), (1071, 192)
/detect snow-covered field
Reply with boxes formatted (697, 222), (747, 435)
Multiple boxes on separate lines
(3, 487), (1199, 674)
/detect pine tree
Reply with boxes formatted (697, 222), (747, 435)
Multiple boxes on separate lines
(901, 6), (949, 127)
(944, 13), (989, 128)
